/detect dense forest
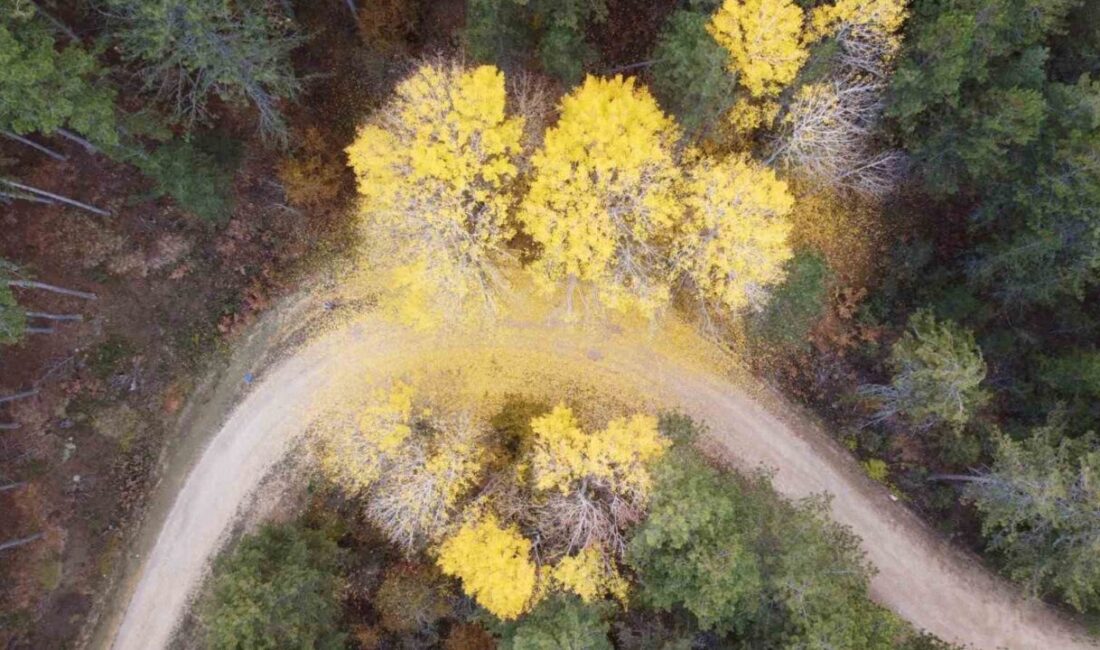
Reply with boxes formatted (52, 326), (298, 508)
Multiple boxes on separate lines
(1, 0), (1099, 648)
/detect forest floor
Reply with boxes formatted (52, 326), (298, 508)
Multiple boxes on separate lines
(98, 294), (1095, 650)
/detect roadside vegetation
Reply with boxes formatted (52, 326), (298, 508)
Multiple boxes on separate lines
(199, 409), (952, 649)
(2, 0), (1099, 646)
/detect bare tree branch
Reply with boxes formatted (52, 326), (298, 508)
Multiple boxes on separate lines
(24, 312), (82, 322)
(31, 1), (80, 42)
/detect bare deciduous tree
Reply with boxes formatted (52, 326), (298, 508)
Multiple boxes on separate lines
(771, 25), (907, 198)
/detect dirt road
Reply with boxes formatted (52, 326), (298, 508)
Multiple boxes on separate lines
(105, 314), (1095, 650)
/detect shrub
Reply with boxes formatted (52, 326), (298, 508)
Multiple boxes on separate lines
(141, 137), (239, 222)
(278, 127), (346, 209)
(444, 623), (496, 650)
(748, 252), (831, 350)
(374, 563), (454, 634)
(357, 0), (419, 52)
(0, 284), (26, 346)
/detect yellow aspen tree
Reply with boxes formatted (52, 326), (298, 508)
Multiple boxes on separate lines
(317, 380), (417, 493)
(529, 405), (667, 497)
(518, 75), (682, 319)
(367, 412), (490, 551)
(726, 97), (781, 134)
(551, 546), (630, 603)
(675, 155), (795, 316)
(529, 405), (668, 555)
(345, 61), (525, 328)
(708, 0), (810, 98)
(317, 381), (490, 553)
(436, 513), (539, 619)
(809, 0), (907, 42)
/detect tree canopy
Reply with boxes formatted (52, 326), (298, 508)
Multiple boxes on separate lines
(104, 0), (300, 142)
(708, 0), (809, 98)
(629, 445), (901, 646)
(963, 417), (1100, 613)
(676, 154), (795, 315)
(202, 523), (345, 650)
(520, 75), (682, 318)
(436, 513), (538, 620)
(627, 448), (763, 633)
(862, 310), (988, 432)
(0, 1), (117, 144)
(650, 10), (737, 134)
(346, 62), (525, 328)
(496, 594), (613, 650)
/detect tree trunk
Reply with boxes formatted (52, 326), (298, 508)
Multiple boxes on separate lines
(0, 179), (110, 216)
(56, 129), (100, 155)
(31, 1), (80, 42)
(927, 473), (990, 484)
(7, 279), (97, 300)
(26, 326), (55, 334)
(603, 60), (658, 75)
(344, 0), (357, 18)
(0, 533), (43, 553)
(0, 389), (39, 405)
(24, 312), (82, 322)
(0, 481), (26, 493)
(0, 422), (19, 431)
(1, 131), (67, 161)
(0, 190), (55, 205)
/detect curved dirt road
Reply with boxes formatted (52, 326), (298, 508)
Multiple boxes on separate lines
(106, 314), (1095, 650)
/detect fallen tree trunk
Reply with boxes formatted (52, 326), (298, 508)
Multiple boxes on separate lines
(0, 179), (110, 216)
(0, 389), (39, 405)
(7, 279), (97, 300)
(1, 131), (67, 161)
(0, 533), (43, 553)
